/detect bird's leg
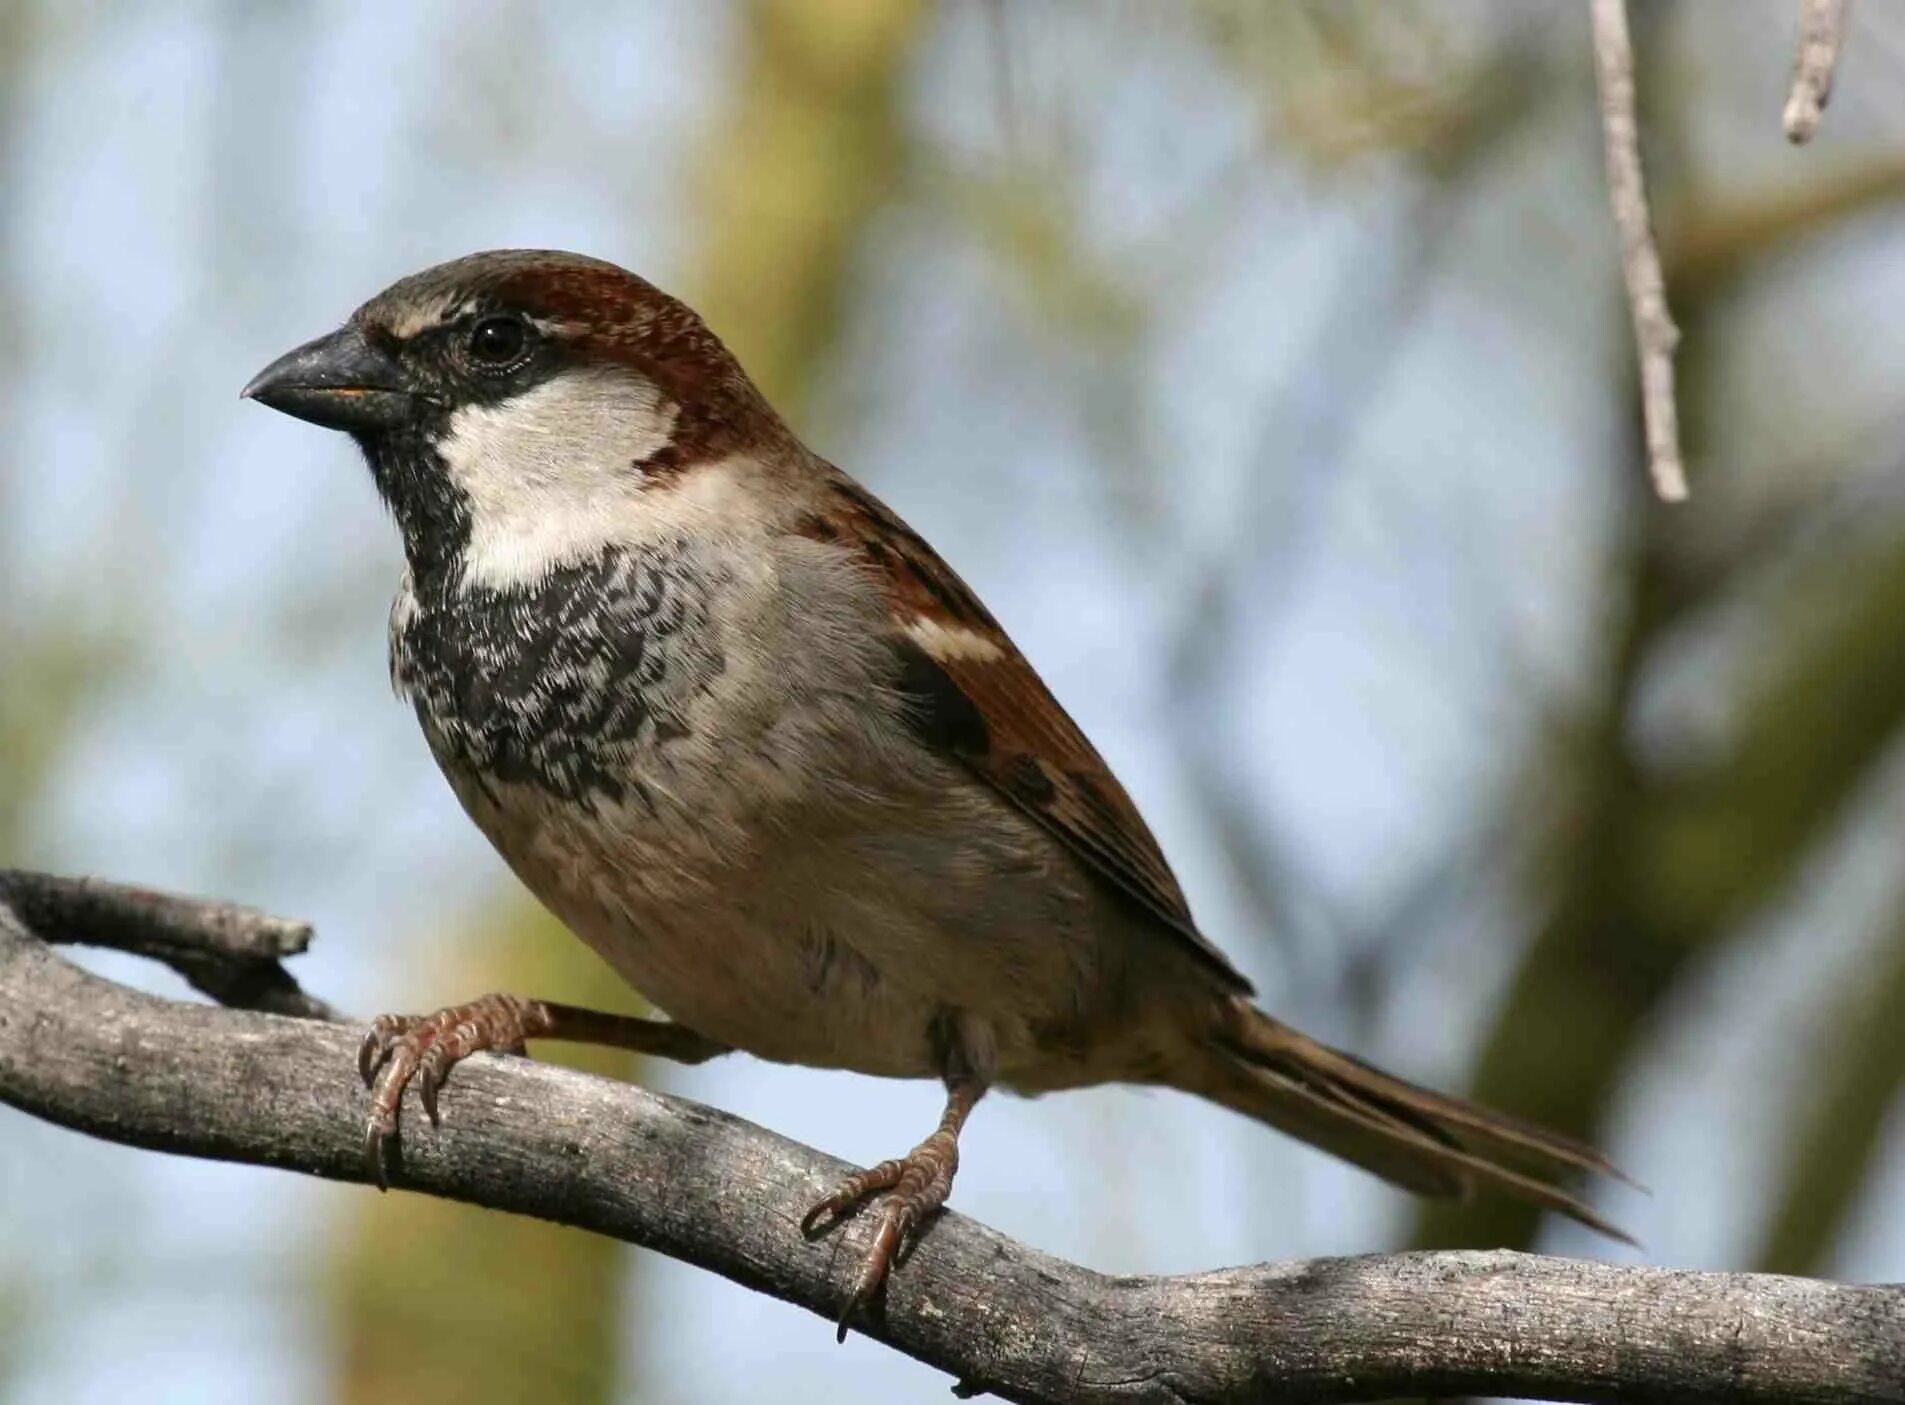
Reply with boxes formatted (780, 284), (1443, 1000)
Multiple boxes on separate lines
(801, 1076), (985, 1339)
(356, 993), (728, 1188)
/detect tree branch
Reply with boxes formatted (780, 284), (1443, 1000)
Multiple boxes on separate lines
(1785, 0), (1851, 145)
(2, 878), (1900, 1403)
(0, 869), (338, 1020)
(1590, 0), (1688, 504)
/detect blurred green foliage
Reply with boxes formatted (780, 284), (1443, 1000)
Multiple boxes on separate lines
(1410, 33), (1905, 1258)
(1757, 904), (1905, 1274)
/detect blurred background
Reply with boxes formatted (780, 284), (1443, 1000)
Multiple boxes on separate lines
(4, 1), (1905, 1400)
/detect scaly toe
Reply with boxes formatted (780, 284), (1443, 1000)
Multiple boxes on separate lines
(351, 997), (554, 1191)
(358, 1027), (435, 1187)
(801, 1161), (904, 1237)
(417, 1044), (455, 1128)
(363, 1109), (396, 1191)
(835, 1199), (913, 1342)
(357, 1012), (426, 1087)
(357, 1025), (388, 1087)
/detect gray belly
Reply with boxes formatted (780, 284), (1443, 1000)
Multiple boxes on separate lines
(433, 725), (1129, 1083)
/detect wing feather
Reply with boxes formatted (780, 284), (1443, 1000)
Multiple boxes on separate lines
(805, 474), (1253, 995)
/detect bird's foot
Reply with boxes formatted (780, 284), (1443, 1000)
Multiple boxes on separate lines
(801, 1125), (961, 1341)
(356, 992), (544, 1189)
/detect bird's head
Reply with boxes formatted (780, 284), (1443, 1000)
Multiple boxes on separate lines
(243, 249), (787, 585)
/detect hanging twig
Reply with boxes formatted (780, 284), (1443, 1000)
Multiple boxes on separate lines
(1785, 0), (1852, 145)
(1590, 0), (1688, 504)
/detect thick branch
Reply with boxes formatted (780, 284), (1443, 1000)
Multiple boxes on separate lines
(1, 888), (1900, 1403)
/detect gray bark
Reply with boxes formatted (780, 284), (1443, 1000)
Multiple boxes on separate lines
(0, 872), (1900, 1404)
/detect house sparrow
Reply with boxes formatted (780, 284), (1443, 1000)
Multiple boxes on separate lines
(243, 249), (1624, 1333)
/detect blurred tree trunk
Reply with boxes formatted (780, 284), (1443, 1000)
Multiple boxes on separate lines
(324, 3), (926, 1400)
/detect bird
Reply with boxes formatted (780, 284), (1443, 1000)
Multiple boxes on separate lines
(242, 249), (1626, 1335)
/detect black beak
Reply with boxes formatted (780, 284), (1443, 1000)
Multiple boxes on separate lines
(241, 325), (414, 433)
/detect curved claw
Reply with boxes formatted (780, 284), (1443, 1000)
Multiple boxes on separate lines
(836, 1290), (864, 1343)
(363, 1117), (392, 1192)
(357, 1017), (429, 1187)
(800, 1193), (853, 1239)
(358, 1014), (415, 1087)
(834, 1201), (912, 1342)
(357, 1026), (386, 1087)
(836, 1262), (881, 1342)
(418, 1046), (449, 1128)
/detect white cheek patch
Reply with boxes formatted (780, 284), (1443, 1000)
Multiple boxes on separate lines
(437, 369), (681, 591)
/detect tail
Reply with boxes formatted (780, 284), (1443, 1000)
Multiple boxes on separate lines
(1187, 998), (1633, 1242)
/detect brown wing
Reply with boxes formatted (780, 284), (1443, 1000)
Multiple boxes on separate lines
(804, 474), (1253, 995)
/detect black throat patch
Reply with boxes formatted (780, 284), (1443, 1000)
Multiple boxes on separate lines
(390, 541), (724, 808)
(356, 422), (474, 581)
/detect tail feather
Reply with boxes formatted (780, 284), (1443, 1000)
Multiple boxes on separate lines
(1192, 1000), (1634, 1243)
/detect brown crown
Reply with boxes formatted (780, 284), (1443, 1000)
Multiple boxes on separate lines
(361, 249), (788, 464)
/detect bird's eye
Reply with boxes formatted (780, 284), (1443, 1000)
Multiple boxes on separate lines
(466, 315), (529, 368)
